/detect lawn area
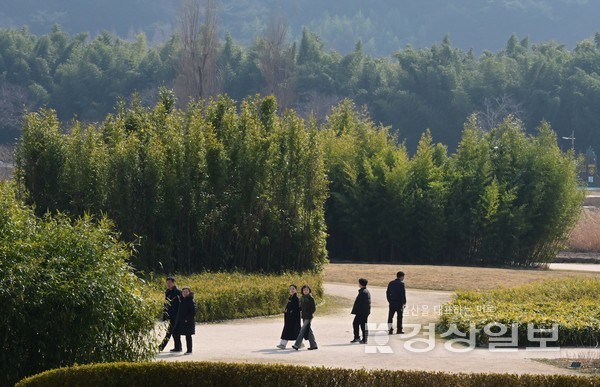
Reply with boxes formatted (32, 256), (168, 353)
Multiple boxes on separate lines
(324, 262), (600, 291)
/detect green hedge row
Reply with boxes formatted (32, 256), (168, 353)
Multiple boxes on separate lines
(149, 271), (323, 322)
(17, 361), (600, 387)
(439, 278), (600, 347)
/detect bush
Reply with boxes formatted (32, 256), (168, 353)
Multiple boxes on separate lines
(148, 271), (323, 322)
(439, 278), (600, 347)
(322, 107), (584, 266)
(0, 182), (159, 386)
(15, 93), (329, 274)
(17, 361), (600, 387)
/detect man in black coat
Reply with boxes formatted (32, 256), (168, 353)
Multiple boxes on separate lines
(386, 271), (406, 334)
(159, 276), (182, 351)
(350, 278), (371, 344)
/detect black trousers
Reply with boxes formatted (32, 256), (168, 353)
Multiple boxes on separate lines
(173, 334), (191, 352)
(388, 303), (404, 332)
(352, 314), (369, 340)
(186, 335), (193, 352)
(159, 319), (181, 350)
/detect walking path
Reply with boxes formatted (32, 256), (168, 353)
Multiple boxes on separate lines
(548, 263), (600, 272)
(157, 283), (596, 375)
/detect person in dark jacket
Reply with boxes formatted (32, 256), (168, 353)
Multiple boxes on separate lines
(350, 278), (371, 344)
(386, 271), (406, 334)
(277, 284), (301, 349)
(159, 276), (182, 351)
(292, 285), (318, 350)
(174, 286), (196, 354)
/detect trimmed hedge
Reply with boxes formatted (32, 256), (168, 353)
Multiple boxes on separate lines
(439, 278), (600, 347)
(150, 271), (323, 322)
(17, 361), (600, 387)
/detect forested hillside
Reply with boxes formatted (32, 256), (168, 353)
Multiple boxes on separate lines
(2, 0), (597, 54)
(2, 23), (600, 154)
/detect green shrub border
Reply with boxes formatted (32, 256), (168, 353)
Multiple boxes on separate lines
(17, 361), (600, 387)
(150, 271), (323, 322)
(438, 278), (600, 347)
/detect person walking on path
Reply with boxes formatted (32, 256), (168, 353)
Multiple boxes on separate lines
(386, 271), (406, 334)
(350, 278), (371, 344)
(292, 285), (318, 350)
(277, 284), (301, 349)
(174, 286), (196, 354)
(159, 276), (182, 351)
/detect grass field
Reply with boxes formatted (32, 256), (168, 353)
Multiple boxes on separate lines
(324, 263), (600, 291)
(568, 206), (600, 252)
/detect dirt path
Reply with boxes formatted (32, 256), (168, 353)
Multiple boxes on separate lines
(156, 283), (594, 375)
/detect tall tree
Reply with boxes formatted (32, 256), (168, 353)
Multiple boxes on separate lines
(175, 0), (219, 104)
(256, 14), (296, 110)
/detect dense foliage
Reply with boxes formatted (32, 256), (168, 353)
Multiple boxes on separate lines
(322, 101), (583, 265)
(439, 278), (600, 347)
(149, 272), (323, 322)
(17, 361), (600, 387)
(0, 182), (158, 386)
(2, 25), (600, 156)
(2, 0), (596, 55)
(15, 93), (328, 273)
(15, 93), (582, 267)
(0, 26), (176, 142)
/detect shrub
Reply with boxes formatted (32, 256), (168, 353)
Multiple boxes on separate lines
(439, 278), (600, 347)
(15, 94), (329, 274)
(0, 182), (159, 386)
(17, 361), (600, 387)
(149, 271), (323, 322)
(323, 106), (583, 266)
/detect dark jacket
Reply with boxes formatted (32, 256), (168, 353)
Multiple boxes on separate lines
(300, 294), (316, 320)
(175, 293), (196, 336)
(386, 279), (406, 304)
(351, 287), (371, 316)
(164, 286), (182, 322)
(280, 294), (301, 340)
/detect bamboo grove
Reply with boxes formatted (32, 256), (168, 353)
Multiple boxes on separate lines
(15, 91), (328, 273)
(15, 94), (583, 272)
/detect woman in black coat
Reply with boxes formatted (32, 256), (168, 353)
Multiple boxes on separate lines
(277, 284), (301, 349)
(174, 286), (196, 354)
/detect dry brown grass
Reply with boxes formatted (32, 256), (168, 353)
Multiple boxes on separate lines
(567, 206), (600, 252)
(324, 263), (600, 291)
(536, 351), (600, 374)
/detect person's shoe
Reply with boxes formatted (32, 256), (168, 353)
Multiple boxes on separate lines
(184, 351), (192, 355)
(307, 346), (318, 350)
(170, 348), (182, 352)
(397, 331), (405, 334)
(276, 344), (286, 349)
(360, 339), (367, 344)
(350, 338), (361, 343)
(388, 329), (394, 335)
(292, 345), (299, 350)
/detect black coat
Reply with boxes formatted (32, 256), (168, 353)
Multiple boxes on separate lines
(300, 295), (316, 320)
(280, 294), (301, 340)
(164, 286), (182, 322)
(175, 293), (196, 336)
(351, 287), (371, 316)
(386, 279), (406, 305)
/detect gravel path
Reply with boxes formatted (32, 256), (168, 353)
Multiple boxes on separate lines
(156, 283), (595, 375)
